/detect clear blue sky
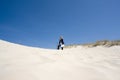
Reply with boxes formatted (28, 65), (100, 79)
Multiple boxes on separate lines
(0, 0), (120, 49)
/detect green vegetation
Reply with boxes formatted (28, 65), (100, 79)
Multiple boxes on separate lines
(65, 40), (120, 48)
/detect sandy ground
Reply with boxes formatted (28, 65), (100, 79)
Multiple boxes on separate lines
(0, 40), (120, 80)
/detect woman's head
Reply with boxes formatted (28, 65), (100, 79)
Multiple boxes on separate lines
(60, 36), (63, 39)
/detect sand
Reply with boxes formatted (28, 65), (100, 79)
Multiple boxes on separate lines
(0, 40), (120, 80)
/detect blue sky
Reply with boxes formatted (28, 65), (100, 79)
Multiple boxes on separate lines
(0, 0), (120, 49)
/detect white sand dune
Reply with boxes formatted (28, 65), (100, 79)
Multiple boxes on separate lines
(0, 40), (120, 80)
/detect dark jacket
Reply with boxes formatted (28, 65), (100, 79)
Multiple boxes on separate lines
(59, 38), (64, 45)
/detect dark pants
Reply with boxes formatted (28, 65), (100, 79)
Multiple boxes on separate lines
(57, 44), (63, 50)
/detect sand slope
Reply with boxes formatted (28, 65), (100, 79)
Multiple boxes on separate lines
(0, 40), (120, 80)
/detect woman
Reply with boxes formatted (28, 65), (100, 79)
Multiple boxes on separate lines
(57, 36), (64, 50)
